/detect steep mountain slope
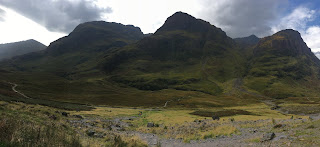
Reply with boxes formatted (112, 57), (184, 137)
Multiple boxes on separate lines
(245, 29), (320, 98)
(0, 39), (46, 60)
(102, 12), (246, 95)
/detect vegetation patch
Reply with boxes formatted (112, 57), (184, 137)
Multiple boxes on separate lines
(0, 94), (93, 111)
(190, 109), (254, 117)
(0, 111), (81, 147)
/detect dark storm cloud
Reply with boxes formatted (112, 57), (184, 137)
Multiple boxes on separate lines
(0, 0), (112, 33)
(199, 0), (288, 38)
(0, 8), (5, 22)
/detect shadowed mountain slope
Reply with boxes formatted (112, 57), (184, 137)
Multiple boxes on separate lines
(101, 12), (246, 95)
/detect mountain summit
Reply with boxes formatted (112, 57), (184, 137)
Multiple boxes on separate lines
(254, 29), (317, 59)
(156, 12), (212, 34)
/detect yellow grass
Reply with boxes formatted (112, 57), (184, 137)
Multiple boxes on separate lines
(71, 107), (142, 118)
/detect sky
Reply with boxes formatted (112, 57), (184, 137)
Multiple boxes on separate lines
(0, 0), (319, 52)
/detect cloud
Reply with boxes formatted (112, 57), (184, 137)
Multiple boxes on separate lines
(304, 26), (320, 52)
(198, 0), (288, 38)
(271, 7), (316, 33)
(0, 7), (5, 22)
(0, 0), (112, 33)
(271, 6), (320, 52)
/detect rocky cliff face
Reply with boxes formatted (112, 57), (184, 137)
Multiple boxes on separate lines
(254, 29), (318, 60)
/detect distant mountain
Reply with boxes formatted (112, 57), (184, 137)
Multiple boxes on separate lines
(234, 35), (260, 47)
(0, 39), (46, 60)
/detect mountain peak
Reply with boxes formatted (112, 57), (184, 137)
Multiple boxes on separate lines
(254, 29), (318, 63)
(155, 11), (212, 34)
(234, 34), (260, 47)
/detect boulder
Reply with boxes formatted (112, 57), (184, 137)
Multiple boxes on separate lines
(86, 130), (95, 137)
(261, 132), (275, 142)
(61, 112), (69, 117)
(73, 115), (83, 119)
(147, 122), (154, 127)
(271, 105), (280, 110)
(212, 116), (220, 120)
(49, 115), (57, 120)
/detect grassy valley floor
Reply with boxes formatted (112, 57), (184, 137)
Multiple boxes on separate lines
(1, 98), (320, 147)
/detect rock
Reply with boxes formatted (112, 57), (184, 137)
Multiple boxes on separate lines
(273, 124), (284, 128)
(61, 112), (68, 117)
(271, 105), (280, 110)
(147, 122), (154, 127)
(73, 115), (83, 119)
(0, 102), (8, 106)
(86, 130), (95, 137)
(273, 135), (287, 141)
(94, 133), (105, 138)
(261, 132), (275, 142)
(212, 116), (220, 121)
(49, 115), (57, 120)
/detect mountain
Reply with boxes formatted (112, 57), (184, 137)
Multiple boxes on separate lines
(5, 21), (144, 78)
(234, 35), (260, 47)
(102, 12), (246, 94)
(0, 12), (319, 107)
(0, 39), (46, 60)
(245, 29), (320, 98)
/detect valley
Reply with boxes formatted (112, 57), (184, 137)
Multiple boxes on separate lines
(1, 11), (320, 146)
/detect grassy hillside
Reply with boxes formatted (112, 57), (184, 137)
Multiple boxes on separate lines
(245, 29), (320, 98)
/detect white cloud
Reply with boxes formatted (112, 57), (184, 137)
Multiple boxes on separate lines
(271, 6), (320, 52)
(0, 6), (66, 46)
(271, 7), (315, 33)
(304, 26), (320, 52)
(0, 0), (112, 33)
(97, 0), (200, 34)
(198, 0), (288, 38)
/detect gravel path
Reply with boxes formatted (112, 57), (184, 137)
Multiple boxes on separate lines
(8, 82), (31, 99)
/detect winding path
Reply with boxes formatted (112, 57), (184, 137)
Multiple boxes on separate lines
(8, 82), (31, 99)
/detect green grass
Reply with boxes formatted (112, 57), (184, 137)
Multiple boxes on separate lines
(0, 104), (82, 147)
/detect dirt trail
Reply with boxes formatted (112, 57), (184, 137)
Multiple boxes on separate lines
(8, 82), (31, 99)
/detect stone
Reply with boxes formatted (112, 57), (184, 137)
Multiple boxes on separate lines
(212, 116), (220, 121)
(273, 124), (284, 128)
(271, 105), (280, 110)
(49, 115), (57, 120)
(147, 122), (154, 127)
(86, 130), (95, 137)
(261, 132), (275, 142)
(61, 112), (68, 117)
(73, 115), (83, 119)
